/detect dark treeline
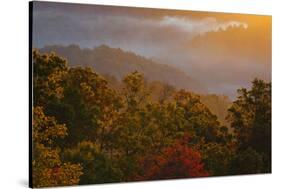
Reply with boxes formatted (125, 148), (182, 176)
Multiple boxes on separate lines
(40, 44), (206, 93)
(32, 51), (271, 187)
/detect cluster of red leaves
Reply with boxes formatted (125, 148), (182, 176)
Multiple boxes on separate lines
(135, 140), (209, 180)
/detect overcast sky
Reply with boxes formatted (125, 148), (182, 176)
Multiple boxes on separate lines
(32, 1), (271, 99)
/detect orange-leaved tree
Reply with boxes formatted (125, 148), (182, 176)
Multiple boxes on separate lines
(32, 106), (83, 187)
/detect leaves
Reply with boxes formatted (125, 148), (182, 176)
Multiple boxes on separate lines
(227, 79), (271, 173)
(32, 51), (271, 187)
(136, 138), (209, 180)
(32, 106), (83, 187)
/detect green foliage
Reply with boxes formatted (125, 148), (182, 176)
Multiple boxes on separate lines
(200, 142), (234, 176)
(229, 147), (264, 174)
(32, 51), (271, 187)
(227, 79), (271, 173)
(174, 90), (222, 143)
(63, 141), (122, 184)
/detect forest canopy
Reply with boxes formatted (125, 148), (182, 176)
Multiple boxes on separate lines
(32, 50), (271, 187)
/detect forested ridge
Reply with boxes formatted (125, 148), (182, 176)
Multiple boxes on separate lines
(40, 44), (206, 93)
(32, 50), (271, 187)
(40, 44), (232, 126)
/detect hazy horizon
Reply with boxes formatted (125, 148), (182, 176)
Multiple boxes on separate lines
(32, 1), (272, 99)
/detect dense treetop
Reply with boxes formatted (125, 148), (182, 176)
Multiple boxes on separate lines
(32, 51), (271, 187)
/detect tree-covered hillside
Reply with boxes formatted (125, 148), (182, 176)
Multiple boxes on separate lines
(32, 51), (271, 187)
(40, 44), (206, 93)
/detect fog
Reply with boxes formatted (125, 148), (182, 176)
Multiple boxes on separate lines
(33, 2), (271, 99)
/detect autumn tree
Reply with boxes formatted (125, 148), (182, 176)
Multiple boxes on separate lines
(111, 72), (187, 180)
(173, 90), (234, 175)
(174, 90), (224, 143)
(59, 67), (122, 148)
(136, 137), (209, 180)
(32, 51), (271, 185)
(33, 51), (126, 184)
(32, 106), (83, 187)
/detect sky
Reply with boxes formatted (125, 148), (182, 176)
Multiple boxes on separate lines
(32, 1), (272, 99)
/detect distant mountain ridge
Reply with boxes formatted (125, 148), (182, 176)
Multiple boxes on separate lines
(39, 44), (206, 93)
(39, 44), (233, 127)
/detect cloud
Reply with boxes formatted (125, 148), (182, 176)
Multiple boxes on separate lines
(159, 16), (248, 35)
(33, 2), (270, 98)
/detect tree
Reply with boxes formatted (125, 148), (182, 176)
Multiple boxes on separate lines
(227, 79), (271, 172)
(60, 67), (123, 148)
(148, 81), (175, 102)
(111, 71), (187, 181)
(200, 94), (231, 127)
(135, 137), (209, 180)
(200, 142), (234, 176)
(33, 50), (68, 107)
(32, 106), (83, 187)
(63, 141), (123, 184)
(229, 147), (264, 174)
(174, 90), (222, 143)
(33, 51), (123, 148)
(32, 51), (270, 184)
